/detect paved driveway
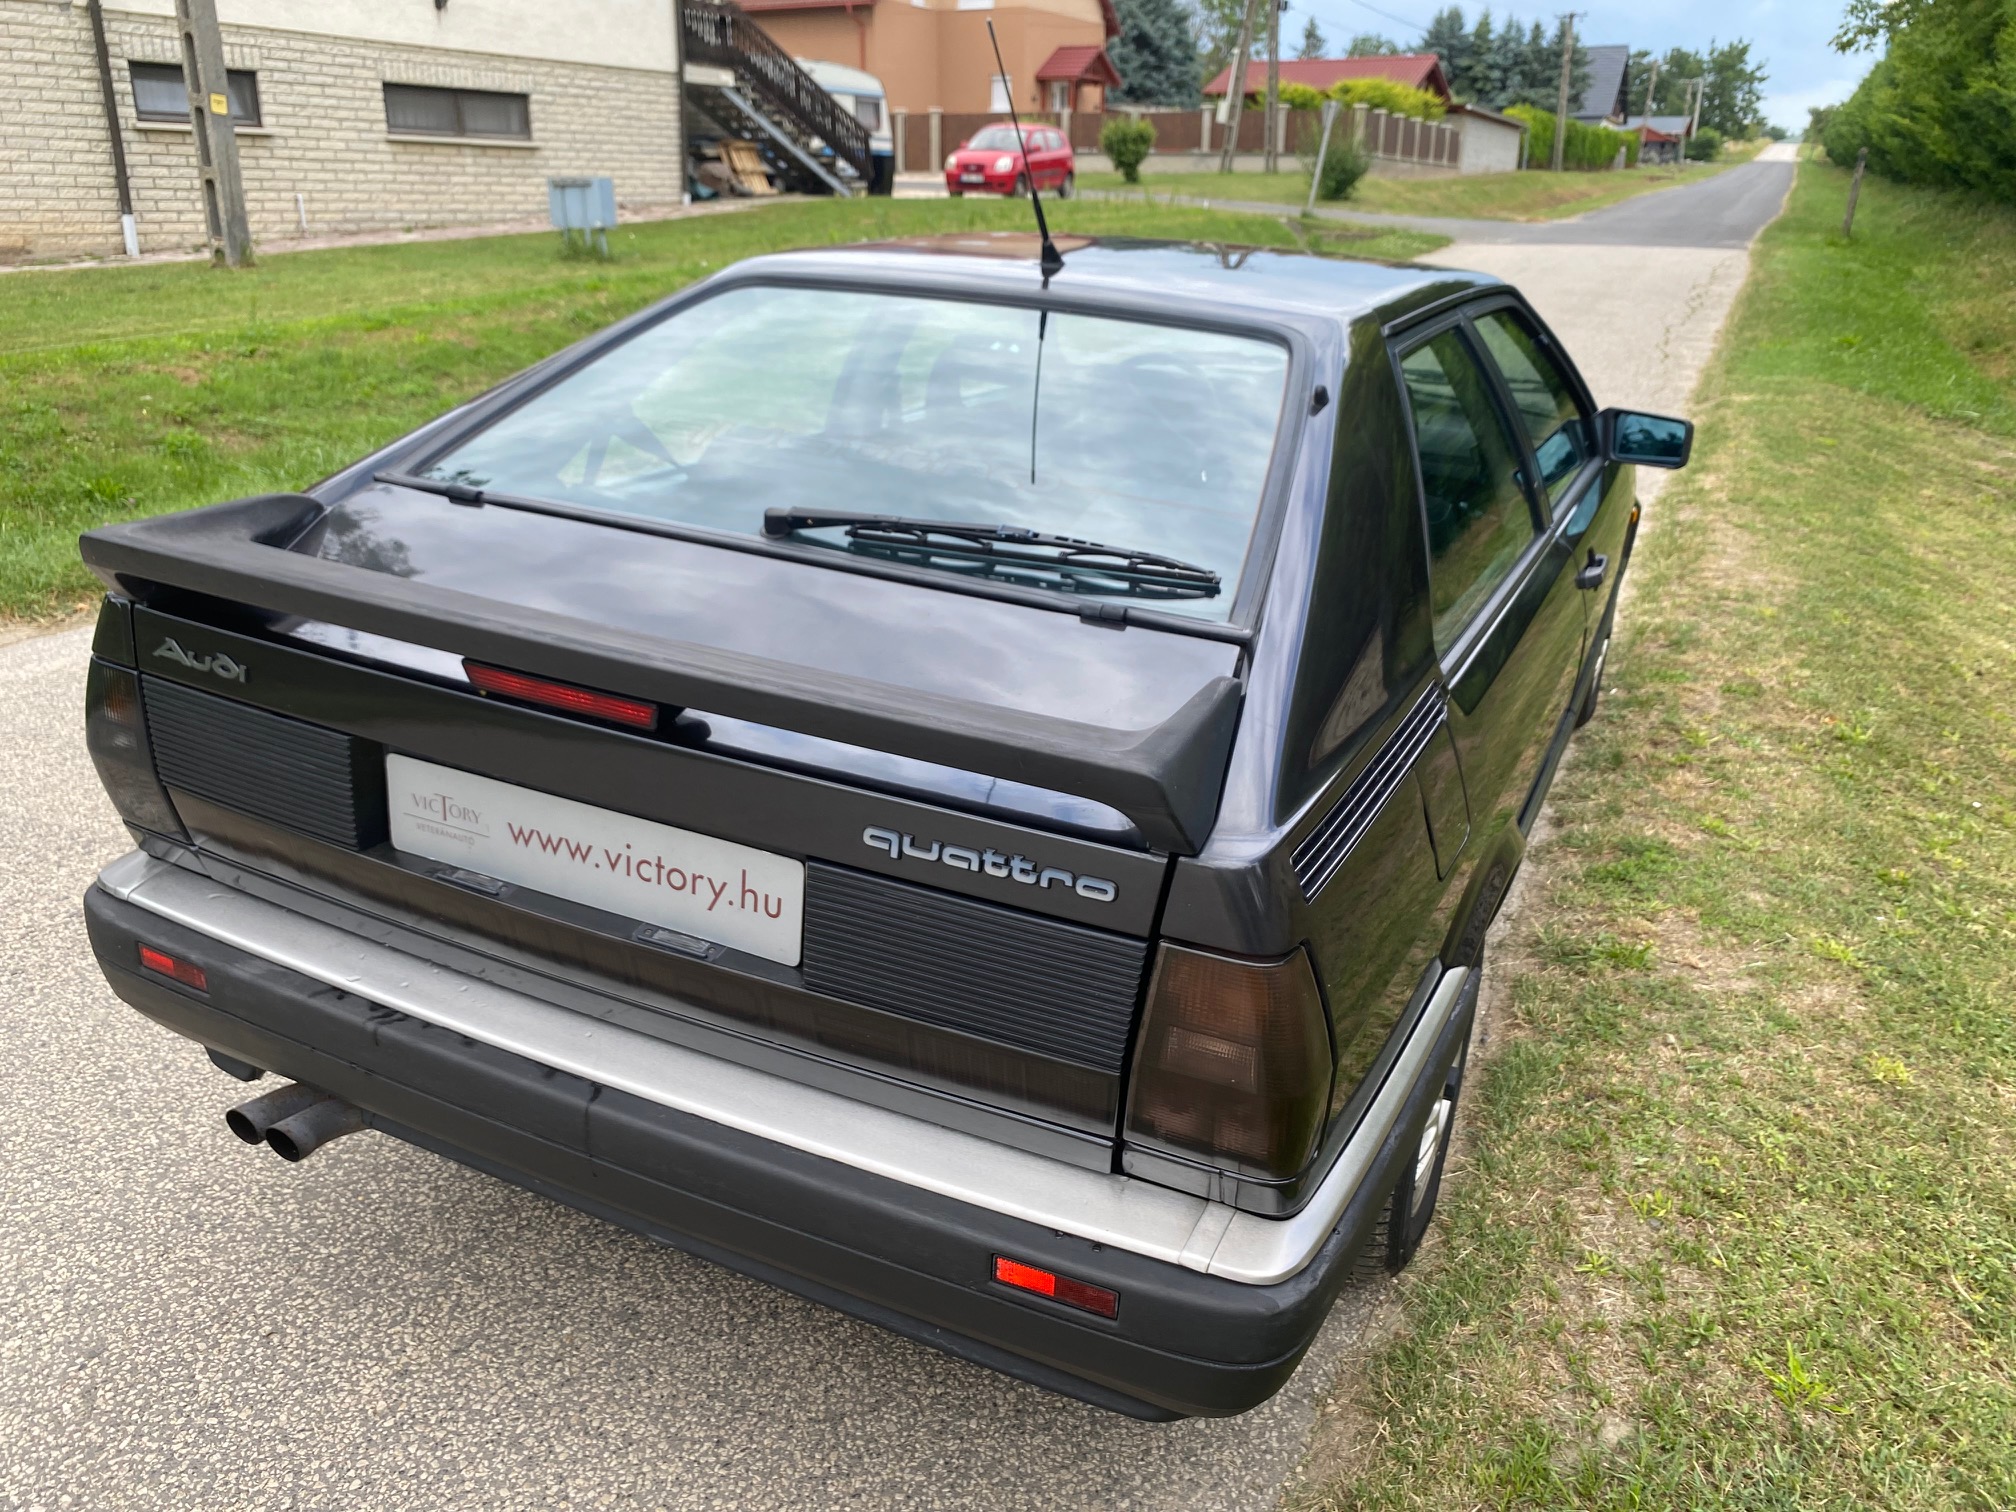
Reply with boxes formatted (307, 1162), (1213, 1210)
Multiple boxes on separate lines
(0, 147), (1794, 1512)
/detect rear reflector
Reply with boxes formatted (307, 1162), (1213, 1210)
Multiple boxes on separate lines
(992, 1255), (1119, 1318)
(138, 945), (207, 992)
(464, 662), (658, 731)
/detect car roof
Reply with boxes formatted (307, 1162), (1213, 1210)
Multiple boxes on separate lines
(723, 234), (1499, 330)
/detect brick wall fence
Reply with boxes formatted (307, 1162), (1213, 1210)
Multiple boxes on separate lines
(0, 0), (683, 262)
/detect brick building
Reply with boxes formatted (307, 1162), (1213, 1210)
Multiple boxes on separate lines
(0, 0), (686, 262)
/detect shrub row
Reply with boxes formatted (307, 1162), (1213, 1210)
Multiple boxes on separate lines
(1505, 105), (1643, 169)
(1821, 0), (2015, 205)
(1271, 79), (1446, 122)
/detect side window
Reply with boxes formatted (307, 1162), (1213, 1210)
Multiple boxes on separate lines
(1472, 310), (1594, 507)
(1399, 330), (1541, 649)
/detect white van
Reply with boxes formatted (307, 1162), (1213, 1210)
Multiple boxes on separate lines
(796, 57), (895, 190)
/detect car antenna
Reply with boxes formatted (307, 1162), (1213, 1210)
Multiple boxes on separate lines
(985, 18), (1064, 285)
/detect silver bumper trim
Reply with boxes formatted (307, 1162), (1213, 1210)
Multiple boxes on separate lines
(100, 852), (1467, 1286)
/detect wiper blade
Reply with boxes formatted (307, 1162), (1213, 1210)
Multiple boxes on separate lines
(762, 509), (1222, 600)
(376, 469), (485, 506)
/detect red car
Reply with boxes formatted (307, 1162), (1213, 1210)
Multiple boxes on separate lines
(944, 123), (1075, 198)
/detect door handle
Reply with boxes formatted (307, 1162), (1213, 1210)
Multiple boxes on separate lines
(1575, 551), (1609, 592)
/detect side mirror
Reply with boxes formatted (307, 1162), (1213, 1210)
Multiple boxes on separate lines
(1601, 408), (1694, 469)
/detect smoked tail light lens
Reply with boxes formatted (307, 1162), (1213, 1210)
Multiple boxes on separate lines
(84, 659), (188, 840)
(1123, 944), (1333, 1182)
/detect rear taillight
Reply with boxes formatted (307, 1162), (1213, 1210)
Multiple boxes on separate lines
(84, 659), (187, 840)
(463, 661), (658, 730)
(1123, 944), (1333, 1181)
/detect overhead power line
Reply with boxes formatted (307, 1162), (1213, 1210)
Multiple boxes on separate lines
(1337, 0), (1431, 38)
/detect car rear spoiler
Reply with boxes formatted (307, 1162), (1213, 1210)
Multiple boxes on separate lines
(82, 494), (1241, 855)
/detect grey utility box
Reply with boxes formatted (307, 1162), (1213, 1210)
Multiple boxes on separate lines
(548, 176), (617, 255)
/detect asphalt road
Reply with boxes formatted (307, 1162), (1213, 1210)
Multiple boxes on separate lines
(0, 147), (1793, 1512)
(1315, 143), (1799, 247)
(1081, 144), (1798, 251)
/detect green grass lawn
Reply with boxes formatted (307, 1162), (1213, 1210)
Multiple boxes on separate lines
(1295, 162), (2015, 1508)
(1078, 157), (1737, 221)
(0, 197), (1442, 621)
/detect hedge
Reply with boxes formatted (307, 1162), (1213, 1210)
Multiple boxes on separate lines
(1822, 0), (2016, 205)
(1272, 78), (1446, 121)
(1505, 105), (1642, 170)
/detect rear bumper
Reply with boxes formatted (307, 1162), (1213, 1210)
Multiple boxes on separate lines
(85, 872), (1473, 1419)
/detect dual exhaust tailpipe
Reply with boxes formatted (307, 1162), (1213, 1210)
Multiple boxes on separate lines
(225, 1082), (366, 1163)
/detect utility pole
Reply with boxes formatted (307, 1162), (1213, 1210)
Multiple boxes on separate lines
(175, 0), (252, 266)
(1305, 97), (1339, 213)
(1636, 55), (1659, 165)
(1549, 12), (1579, 172)
(84, 0), (138, 256)
(1217, 0), (1260, 174)
(1263, 0), (1282, 173)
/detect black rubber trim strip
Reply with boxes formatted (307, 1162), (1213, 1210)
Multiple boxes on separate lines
(82, 495), (1241, 855)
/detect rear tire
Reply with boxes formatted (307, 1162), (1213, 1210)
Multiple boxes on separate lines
(1354, 1018), (1470, 1278)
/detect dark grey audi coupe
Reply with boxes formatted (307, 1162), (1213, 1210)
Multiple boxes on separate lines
(79, 231), (1690, 1418)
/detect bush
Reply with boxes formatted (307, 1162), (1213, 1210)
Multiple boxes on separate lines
(1506, 105), (1641, 170)
(1314, 137), (1371, 200)
(1099, 115), (1157, 183)
(1685, 126), (1725, 161)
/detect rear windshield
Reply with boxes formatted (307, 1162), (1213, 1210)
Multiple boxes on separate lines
(420, 286), (1290, 621)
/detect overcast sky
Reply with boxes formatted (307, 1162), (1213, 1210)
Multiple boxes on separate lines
(1291, 0), (1874, 129)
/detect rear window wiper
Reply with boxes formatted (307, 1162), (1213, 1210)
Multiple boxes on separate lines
(762, 509), (1222, 601)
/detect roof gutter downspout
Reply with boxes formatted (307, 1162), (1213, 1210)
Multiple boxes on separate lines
(85, 0), (139, 256)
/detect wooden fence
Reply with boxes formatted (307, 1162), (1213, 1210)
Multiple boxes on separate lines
(890, 103), (1463, 174)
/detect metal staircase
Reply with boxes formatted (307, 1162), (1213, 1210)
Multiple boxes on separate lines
(682, 0), (874, 196)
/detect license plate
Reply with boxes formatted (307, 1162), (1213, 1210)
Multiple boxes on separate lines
(386, 754), (805, 965)
(961, 173), (984, 183)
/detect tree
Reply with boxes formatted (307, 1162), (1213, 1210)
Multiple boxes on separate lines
(1345, 33), (1401, 56)
(1297, 17), (1326, 59)
(1471, 18), (1527, 108)
(1109, 0), (1202, 104)
(1696, 39), (1767, 137)
(1456, 9), (1515, 104)
(1628, 46), (1705, 117)
(1621, 40), (1766, 135)
(1421, 7), (1476, 91)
